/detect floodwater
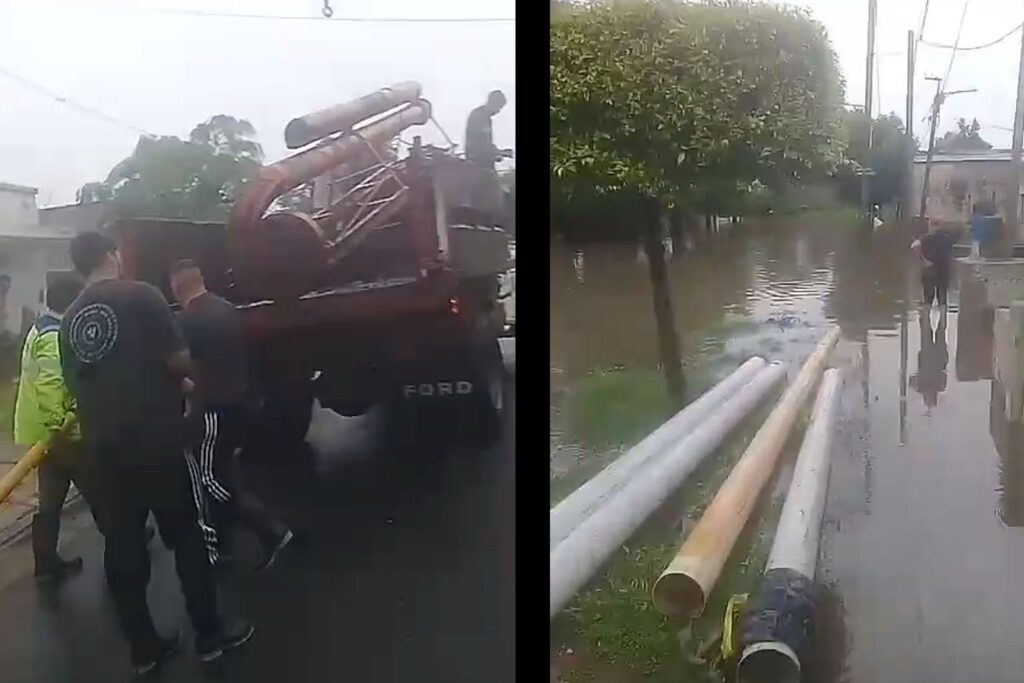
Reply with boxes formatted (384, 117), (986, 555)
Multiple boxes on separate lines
(550, 216), (1024, 681)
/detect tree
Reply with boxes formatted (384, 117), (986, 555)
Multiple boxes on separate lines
(935, 117), (992, 152)
(188, 115), (263, 160)
(81, 115), (264, 221)
(550, 0), (844, 402)
(837, 111), (916, 207)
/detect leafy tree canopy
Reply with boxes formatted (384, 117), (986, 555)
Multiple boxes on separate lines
(79, 114), (264, 221)
(935, 117), (992, 153)
(550, 0), (846, 225)
(836, 110), (915, 206)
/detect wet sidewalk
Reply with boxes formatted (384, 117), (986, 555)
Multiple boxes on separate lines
(821, 301), (1024, 682)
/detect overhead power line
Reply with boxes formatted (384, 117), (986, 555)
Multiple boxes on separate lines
(913, 0), (931, 65)
(921, 22), (1023, 51)
(142, 6), (515, 23)
(943, 0), (972, 86)
(0, 63), (154, 137)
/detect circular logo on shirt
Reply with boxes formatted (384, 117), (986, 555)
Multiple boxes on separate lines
(69, 303), (118, 364)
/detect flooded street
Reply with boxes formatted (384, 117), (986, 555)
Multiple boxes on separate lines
(551, 215), (1024, 681)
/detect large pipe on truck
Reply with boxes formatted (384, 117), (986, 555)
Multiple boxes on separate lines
(652, 326), (840, 619)
(284, 81), (422, 149)
(736, 368), (841, 683)
(550, 357), (768, 550)
(549, 362), (788, 619)
(230, 100), (431, 233)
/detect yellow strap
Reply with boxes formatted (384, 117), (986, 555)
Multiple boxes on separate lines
(720, 593), (749, 662)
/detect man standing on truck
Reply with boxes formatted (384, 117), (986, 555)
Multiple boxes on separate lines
(60, 232), (253, 675)
(466, 90), (513, 227)
(465, 90), (513, 170)
(169, 259), (293, 571)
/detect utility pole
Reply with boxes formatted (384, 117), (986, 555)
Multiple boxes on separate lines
(1010, 4), (1024, 239)
(906, 30), (915, 220)
(862, 0), (877, 219)
(918, 77), (943, 221)
(918, 80), (977, 222)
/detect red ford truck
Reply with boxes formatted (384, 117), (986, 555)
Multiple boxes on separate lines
(110, 83), (511, 450)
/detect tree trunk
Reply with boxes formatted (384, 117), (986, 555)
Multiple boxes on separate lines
(642, 216), (686, 406)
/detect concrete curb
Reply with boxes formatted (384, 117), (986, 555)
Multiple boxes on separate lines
(0, 492), (84, 551)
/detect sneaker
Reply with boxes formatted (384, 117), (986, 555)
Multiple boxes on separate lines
(34, 556), (83, 583)
(256, 529), (294, 572)
(132, 634), (180, 676)
(196, 620), (255, 663)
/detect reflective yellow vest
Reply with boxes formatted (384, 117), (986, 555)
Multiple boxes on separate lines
(13, 314), (77, 446)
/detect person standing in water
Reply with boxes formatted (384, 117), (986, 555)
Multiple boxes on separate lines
(911, 224), (958, 308)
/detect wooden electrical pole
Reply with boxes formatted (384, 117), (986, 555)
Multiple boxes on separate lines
(919, 78), (943, 220)
(918, 81), (977, 221)
(862, 0), (877, 217)
(906, 30), (915, 220)
(1010, 5), (1024, 239)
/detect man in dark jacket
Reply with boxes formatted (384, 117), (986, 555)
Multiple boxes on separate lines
(465, 90), (512, 170)
(169, 259), (292, 571)
(60, 232), (253, 676)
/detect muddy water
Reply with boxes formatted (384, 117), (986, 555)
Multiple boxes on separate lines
(551, 216), (1024, 681)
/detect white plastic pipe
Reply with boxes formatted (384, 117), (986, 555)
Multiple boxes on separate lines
(736, 368), (842, 683)
(652, 327), (840, 619)
(549, 362), (787, 619)
(550, 357), (768, 550)
(763, 368), (841, 578)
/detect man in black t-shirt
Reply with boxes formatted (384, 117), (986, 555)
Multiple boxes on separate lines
(169, 259), (292, 570)
(912, 225), (958, 307)
(60, 232), (254, 675)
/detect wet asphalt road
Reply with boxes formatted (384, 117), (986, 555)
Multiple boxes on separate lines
(0, 367), (515, 682)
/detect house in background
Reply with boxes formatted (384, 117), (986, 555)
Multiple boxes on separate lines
(912, 149), (1023, 231)
(0, 183), (81, 345)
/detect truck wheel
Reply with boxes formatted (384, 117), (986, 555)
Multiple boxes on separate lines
(463, 339), (505, 448)
(251, 388), (314, 452)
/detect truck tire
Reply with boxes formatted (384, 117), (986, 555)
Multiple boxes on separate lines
(248, 386), (314, 454)
(462, 338), (505, 448)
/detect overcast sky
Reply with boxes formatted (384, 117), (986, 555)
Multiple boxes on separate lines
(0, 0), (515, 205)
(793, 0), (1024, 149)
(2, 1), (1020, 206)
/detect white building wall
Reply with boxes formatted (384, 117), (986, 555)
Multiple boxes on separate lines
(0, 186), (40, 237)
(0, 185), (74, 336)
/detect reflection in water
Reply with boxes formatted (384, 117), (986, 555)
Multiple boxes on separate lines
(899, 301), (908, 444)
(991, 379), (1024, 527)
(909, 310), (949, 411)
(955, 277), (994, 382)
(550, 217), (914, 389)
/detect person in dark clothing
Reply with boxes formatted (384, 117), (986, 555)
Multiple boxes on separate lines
(912, 225), (957, 307)
(60, 233), (253, 676)
(909, 309), (949, 411)
(169, 260), (292, 571)
(465, 90), (512, 170)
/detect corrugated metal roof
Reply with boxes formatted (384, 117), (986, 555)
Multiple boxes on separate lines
(0, 182), (37, 195)
(913, 148), (1013, 163)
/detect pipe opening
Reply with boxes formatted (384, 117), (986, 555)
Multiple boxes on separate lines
(651, 573), (705, 619)
(737, 642), (801, 683)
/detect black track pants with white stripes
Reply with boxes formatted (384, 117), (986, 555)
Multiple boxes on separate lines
(187, 405), (289, 559)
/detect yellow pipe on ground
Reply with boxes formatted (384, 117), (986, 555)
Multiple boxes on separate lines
(651, 326), (840, 619)
(0, 418), (76, 507)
